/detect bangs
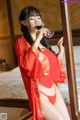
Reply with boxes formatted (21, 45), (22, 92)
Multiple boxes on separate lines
(28, 9), (41, 17)
(19, 6), (41, 21)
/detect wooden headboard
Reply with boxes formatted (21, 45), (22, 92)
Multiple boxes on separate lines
(47, 29), (80, 45)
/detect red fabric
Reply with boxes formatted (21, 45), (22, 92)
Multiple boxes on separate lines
(15, 36), (66, 120)
(56, 58), (67, 83)
(39, 91), (56, 105)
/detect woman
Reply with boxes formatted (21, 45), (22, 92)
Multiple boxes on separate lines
(15, 6), (70, 120)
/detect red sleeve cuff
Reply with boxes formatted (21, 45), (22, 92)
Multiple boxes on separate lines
(56, 55), (67, 82)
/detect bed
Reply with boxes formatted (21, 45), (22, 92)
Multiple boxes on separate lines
(0, 46), (80, 111)
(0, 66), (29, 108)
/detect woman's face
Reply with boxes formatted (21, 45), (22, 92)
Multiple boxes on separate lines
(27, 15), (42, 32)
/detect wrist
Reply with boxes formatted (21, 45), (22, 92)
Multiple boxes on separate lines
(32, 39), (40, 49)
(57, 56), (62, 60)
(57, 53), (63, 60)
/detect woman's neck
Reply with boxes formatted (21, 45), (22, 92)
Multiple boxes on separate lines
(30, 32), (37, 41)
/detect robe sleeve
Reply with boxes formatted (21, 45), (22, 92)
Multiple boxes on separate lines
(56, 56), (67, 83)
(15, 40), (44, 80)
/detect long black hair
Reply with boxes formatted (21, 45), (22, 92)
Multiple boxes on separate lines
(19, 6), (55, 54)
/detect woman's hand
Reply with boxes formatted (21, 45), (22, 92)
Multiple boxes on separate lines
(32, 28), (48, 49)
(57, 37), (64, 59)
(36, 28), (48, 41)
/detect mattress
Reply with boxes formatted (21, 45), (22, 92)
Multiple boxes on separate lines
(0, 67), (28, 99)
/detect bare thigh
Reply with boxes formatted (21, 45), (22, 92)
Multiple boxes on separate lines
(39, 92), (65, 120)
(54, 85), (71, 120)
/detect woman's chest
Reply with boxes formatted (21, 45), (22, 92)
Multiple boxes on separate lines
(38, 49), (58, 75)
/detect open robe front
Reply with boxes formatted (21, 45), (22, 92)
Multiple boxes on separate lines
(15, 36), (66, 120)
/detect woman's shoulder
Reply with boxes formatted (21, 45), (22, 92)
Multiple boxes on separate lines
(15, 36), (29, 46)
(15, 36), (30, 52)
(16, 36), (25, 44)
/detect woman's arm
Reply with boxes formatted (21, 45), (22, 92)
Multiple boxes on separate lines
(15, 38), (44, 79)
(57, 37), (64, 60)
(56, 37), (67, 83)
(31, 27), (48, 49)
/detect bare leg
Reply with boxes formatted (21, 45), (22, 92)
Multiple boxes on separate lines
(40, 92), (65, 120)
(54, 85), (71, 120)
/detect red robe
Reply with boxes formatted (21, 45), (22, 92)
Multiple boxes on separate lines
(15, 36), (66, 120)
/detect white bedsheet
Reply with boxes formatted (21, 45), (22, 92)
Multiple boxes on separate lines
(0, 67), (28, 99)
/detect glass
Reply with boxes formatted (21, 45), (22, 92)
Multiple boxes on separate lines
(45, 29), (54, 38)
(34, 22), (54, 38)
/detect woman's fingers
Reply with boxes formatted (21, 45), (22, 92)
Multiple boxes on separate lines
(57, 37), (64, 46)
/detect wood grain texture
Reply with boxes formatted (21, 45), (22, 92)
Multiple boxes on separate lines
(0, 0), (80, 36)
(10, 0), (80, 34)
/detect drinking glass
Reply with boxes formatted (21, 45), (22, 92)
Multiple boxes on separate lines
(34, 22), (54, 38)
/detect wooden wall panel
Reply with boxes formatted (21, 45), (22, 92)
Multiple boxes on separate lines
(11, 0), (62, 35)
(0, 39), (15, 69)
(69, 4), (80, 29)
(0, 0), (10, 37)
(0, 0), (80, 36)
(11, 0), (80, 35)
